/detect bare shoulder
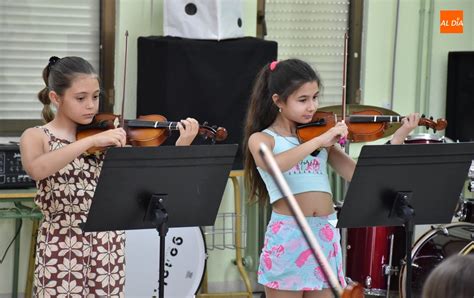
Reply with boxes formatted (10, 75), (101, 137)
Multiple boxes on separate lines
(20, 127), (47, 152)
(248, 131), (274, 152)
(20, 126), (45, 141)
(247, 131), (275, 168)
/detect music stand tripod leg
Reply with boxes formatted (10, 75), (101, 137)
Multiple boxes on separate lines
(145, 194), (169, 298)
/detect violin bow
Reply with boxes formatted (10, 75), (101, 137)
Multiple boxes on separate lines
(119, 30), (129, 128)
(338, 32), (349, 146)
(259, 143), (344, 297)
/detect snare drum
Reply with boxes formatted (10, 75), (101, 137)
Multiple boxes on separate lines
(404, 133), (451, 144)
(399, 222), (474, 298)
(125, 227), (207, 297)
(346, 226), (406, 296)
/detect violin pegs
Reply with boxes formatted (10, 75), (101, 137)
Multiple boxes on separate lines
(430, 116), (433, 120)
(421, 114), (426, 118)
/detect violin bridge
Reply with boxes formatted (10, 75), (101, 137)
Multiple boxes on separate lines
(113, 117), (120, 128)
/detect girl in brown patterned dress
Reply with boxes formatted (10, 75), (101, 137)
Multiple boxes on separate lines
(20, 56), (199, 297)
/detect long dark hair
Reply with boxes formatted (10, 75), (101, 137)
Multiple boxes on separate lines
(37, 56), (98, 123)
(243, 59), (322, 204)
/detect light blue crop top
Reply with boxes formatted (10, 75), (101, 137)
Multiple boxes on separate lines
(257, 129), (332, 204)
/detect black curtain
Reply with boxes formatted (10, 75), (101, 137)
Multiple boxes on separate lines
(137, 36), (278, 169)
(446, 51), (474, 142)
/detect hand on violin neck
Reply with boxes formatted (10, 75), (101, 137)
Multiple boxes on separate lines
(390, 112), (420, 144)
(175, 117), (199, 146)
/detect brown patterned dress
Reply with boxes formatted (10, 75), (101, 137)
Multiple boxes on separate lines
(33, 127), (125, 297)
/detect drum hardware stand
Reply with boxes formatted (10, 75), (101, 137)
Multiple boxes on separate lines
(389, 191), (415, 298)
(441, 226), (449, 235)
(364, 276), (372, 291)
(383, 233), (399, 298)
(144, 194), (169, 298)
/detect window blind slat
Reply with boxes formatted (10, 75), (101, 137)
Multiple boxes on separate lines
(0, 0), (100, 120)
(265, 0), (349, 106)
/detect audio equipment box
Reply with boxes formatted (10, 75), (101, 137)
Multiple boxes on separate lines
(0, 143), (35, 189)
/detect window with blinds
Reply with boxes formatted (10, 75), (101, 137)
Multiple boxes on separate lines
(265, 0), (349, 106)
(0, 0), (100, 120)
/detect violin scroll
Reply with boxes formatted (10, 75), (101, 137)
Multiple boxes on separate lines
(418, 115), (447, 132)
(199, 121), (228, 143)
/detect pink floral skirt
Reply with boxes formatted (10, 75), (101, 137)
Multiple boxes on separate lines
(257, 211), (346, 291)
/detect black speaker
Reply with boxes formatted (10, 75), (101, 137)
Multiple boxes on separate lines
(446, 51), (474, 142)
(137, 36), (278, 169)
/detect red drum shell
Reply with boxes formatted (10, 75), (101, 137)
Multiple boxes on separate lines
(346, 226), (406, 295)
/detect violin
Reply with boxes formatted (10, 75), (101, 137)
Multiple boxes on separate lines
(77, 31), (227, 154)
(296, 109), (447, 143)
(297, 33), (447, 145)
(76, 113), (228, 154)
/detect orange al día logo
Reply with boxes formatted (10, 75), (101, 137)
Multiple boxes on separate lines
(440, 10), (463, 33)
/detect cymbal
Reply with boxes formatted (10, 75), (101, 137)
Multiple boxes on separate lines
(318, 104), (402, 141)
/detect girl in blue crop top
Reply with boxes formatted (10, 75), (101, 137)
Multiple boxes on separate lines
(242, 59), (420, 297)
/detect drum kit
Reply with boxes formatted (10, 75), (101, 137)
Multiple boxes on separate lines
(122, 132), (473, 297)
(124, 227), (207, 297)
(345, 133), (474, 298)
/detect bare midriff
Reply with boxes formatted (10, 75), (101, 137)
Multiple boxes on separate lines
(272, 191), (335, 217)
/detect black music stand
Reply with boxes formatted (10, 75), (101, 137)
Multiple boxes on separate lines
(81, 144), (237, 298)
(337, 142), (474, 298)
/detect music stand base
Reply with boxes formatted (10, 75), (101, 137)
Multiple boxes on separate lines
(145, 194), (169, 298)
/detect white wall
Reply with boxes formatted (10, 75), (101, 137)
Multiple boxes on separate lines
(351, 0), (473, 158)
(361, 0), (473, 121)
(428, 0), (474, 119)
(1, 0), (472, 295)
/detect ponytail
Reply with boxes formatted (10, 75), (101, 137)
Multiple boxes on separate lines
(37, 57), (57, 123)
(243, 64), (278, 204)
(243, 59), (322, 204)
(38, 87), (54, 123)
(37, 56), (97, 123)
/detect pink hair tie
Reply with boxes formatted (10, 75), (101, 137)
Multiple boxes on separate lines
(269, 60), (279, 71)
